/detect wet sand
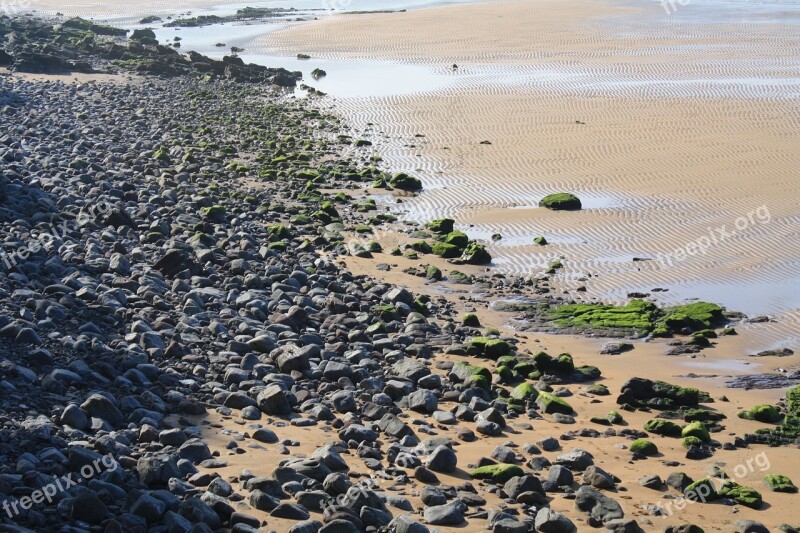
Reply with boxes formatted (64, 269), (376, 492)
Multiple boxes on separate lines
(258, 0), (800, 337)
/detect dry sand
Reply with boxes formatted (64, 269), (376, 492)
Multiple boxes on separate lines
(256, 0), (800, 348)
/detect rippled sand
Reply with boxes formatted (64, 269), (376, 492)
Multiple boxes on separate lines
(258, 0), (800, 345)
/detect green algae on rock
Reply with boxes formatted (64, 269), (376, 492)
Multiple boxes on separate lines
(461, 242), (492, 265)
(719, 482), (762, 509)
(738, 404), (783, 423)
(764, 474), (798, 493)
(538, 192), (582, 210)
(510, 382), (540, 401)
(644, 418), (683, 437)
(629, 439), (658, 456)
(535, 391), (574, 415)
(470, 464), (524, 483)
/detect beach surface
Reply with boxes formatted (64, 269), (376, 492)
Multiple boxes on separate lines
(256, 0), (800, 347)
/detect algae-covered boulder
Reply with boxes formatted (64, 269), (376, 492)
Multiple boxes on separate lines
(539, 193), (582, 211)
(644, 418), (683, 437)
(719, 482), (762, 509)
(470, 464), (524, 483)
(658, 302), (725, 332)
(535, 391), (574, 415)
(431, 241), (461, 258)
(450, 362), (491, 384)
(629, 439), (658, 456)
(510, 383), (539, 401)
(389, 172), (422, 191)
(200, 205), (226, 222)
(764, 474), (797, 493)
(682, 436), (703, 448)
(462, 313), (481, 327)
(738, 404), (782, 423)
(683, 478), (718, 502)
(461, 242), (492, 265)
(425, 218), (454, 234)
(469, 336), (511, 358)
(411, 241), (432, 254)
(681, 421), (710, 443)
(444, 230), (469, 248)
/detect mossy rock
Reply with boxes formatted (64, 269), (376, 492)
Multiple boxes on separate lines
(425, 264), (442, 280)
(738, 404), (782, 423)
(469, 337), (511, 358)
(585, 384), (610, 396)
(630, 439), (658, 456)
(465, 374), (491, 390)
(534, 236), (547, 245)
(658, 302), (725, 332)
(576, 365), (601, 380)
(496, 356), (517, 369)
(607, 410), (624, 424)
(553, 353), (574, 374)
(764, 474), (798, 493)
(200, 205), (226, 221)
(681, 421), (710, 442)
(444, 230), (469, 248)
(510, 383), (539, 401)
(448, 270), (471, 284)
(389, 172), (422, 191)
(684, 478), (718, 502)
(411, 241), (432, 254)
(365, 241), (382, 253)
(542, 299), (658, 336)
(539, 192), (581, 210)
(425, 218), (455, 234)
(470, 464), (524, 483)
(787, 385), (800, 416)
(682, 436), (703, 448)
(462, 313), (481, 327)
(451, 362), (492, 382)
(535, 391), (574, 415)
(496, 365), (514, 383)
(513, 362), (536, 377)
(462, 242), (492, 265)
(431, 241), (461, 258)
(719, 482), (762, 509)
(644, 418), (683, 437)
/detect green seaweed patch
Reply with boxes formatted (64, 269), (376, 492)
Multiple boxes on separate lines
(431, 241), (461, 258)
(684, 478), (719, 502)
(461, 242), (492, 265)
(681, 421), (710, 442)
(425, 218), (455, 234)
(470, 464), (524, 483)
(444, 230), (469, 248)
(469, 336), (512, 359)
(539, 192), (582, 211)
(630, 439), (658, 456)
(389, 172), (422, 191)
(719, 482), (762, 509)
(657, 302), (725, 332)
(541, 299), (658, 336)
(510, 383), (539, 401)
(764, 474), (798, 493)
(644, 418), (683, 437)
(738, 405), (783, 424)
(462, 313), (481, 327)
(535, 391), (574, 415)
